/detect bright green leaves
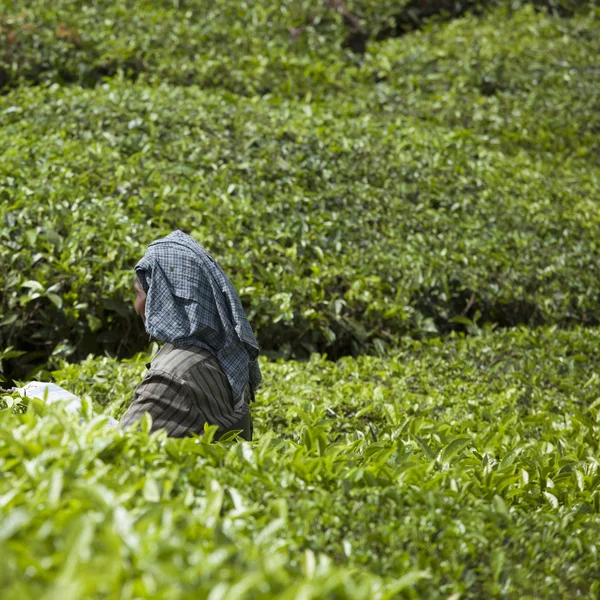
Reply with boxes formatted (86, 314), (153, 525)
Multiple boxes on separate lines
(0, 326), (588, 597)
(440, 437), (471, 464)
(0, 507), (32, 543)
(19, 280), (63, 310)
(1, 2), (600, 596)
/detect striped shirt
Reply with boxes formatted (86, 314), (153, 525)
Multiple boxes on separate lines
(120, 343), (252, 439)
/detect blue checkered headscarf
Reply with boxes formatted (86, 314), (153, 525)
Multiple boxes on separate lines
(135, 231), (261, 409)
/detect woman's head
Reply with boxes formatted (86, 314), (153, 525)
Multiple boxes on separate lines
(133, 230), (262, 404)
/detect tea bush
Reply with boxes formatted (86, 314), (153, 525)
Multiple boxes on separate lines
(2, 326), (600, 598)
(1, 0), (596, 92)
(2, 5), (600, 374)
(2, 1), (600, 596)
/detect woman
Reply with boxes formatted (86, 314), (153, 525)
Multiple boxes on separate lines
(120, 230), (261, 440)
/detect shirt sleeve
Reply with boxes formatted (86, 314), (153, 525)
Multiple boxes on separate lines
(120, 369), (207, 437)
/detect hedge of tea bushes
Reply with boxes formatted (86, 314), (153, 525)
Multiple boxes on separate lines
(1, 0), (596, 93)
(1, 4), (599, 376)
(1, 88), (599, 370)
(1, 326), (599, 598)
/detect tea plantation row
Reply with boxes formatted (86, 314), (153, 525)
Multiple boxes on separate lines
(0, 0), (595, 93)
(1, 326), (600, 598)
(2, 4), (599, 376)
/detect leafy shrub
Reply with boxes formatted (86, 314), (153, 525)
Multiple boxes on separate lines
(0, 0), (349, 95)
(2, 326), (600, 597)
(2, 2), (599, 596)
(1, 1), (596, 92)
(1, 4), (599, 378)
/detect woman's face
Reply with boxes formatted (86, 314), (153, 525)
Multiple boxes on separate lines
(133, 277), (147, 322)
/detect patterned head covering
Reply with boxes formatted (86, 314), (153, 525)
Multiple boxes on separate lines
(135, 230), (261, 409)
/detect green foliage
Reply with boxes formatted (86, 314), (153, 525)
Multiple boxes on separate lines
(2, 327), (600, 597)
(2, 5), (600, 371)
(2, 1), (600, 596)
(1, 1), (596, 93)
(0, 0), (348, 95)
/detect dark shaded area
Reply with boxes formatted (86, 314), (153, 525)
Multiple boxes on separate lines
(374, 0), (488, 43)
(1, 299), (147, 386)
(332, 0), (584, 52)
(3, 285), (598, 387)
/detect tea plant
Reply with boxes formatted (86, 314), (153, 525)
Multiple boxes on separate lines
(1, 4), (599, 376)
(1, 327), (599, 598)
(1, 2), (599, 595)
